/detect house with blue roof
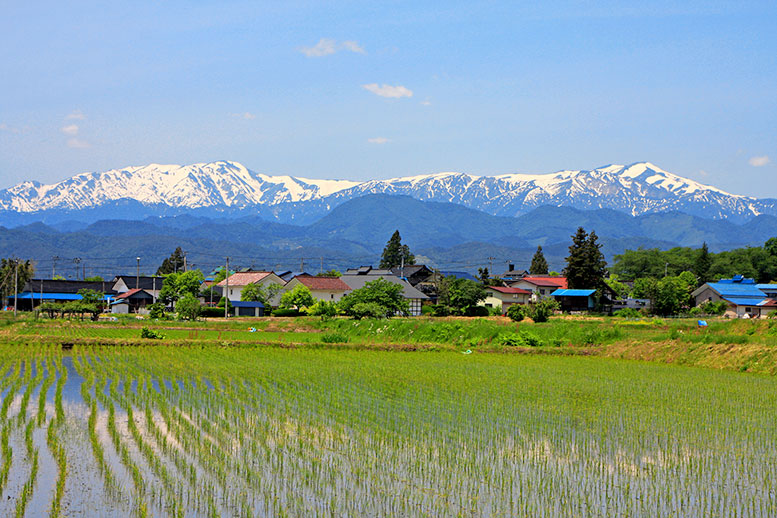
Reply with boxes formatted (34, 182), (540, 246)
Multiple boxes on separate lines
(692, 275), (776, 318)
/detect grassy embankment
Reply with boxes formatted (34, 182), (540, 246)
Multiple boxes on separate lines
(2, 312), (777, 374)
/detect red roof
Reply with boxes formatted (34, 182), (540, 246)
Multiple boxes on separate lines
(488, 286), (531, 295)
(115, 289), (146, 299)
(760, 298), (777, 308)
(519, 276), (568, 288)
(292, 274), (350, 291)
(216, 272), (272, 287)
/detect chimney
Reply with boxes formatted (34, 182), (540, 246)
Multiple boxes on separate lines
(508, 263), (514, 272)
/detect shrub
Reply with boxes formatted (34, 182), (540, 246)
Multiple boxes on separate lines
(498, 330), (544, 347)
(429, 304), (452, 317)
(348, 302), (388, 320)
(528, 298), (559, 323)
(140, 327), (165, 340)
(307, 300), (339, 320)
(487, 305), (503, 317)
(272, 308), (303, 317)
(201, 307), (227, 318)
(176, 294), (201, 321)
(320, 332), (348, 343)
(148, 302), (166, 319)
(614, 307), (641, 318)
(464, 306), (490, 317)
(506, 304), (526, 322)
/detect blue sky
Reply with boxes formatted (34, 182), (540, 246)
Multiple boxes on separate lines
(1, 1), (776, 197)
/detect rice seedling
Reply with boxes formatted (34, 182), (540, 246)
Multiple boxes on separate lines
(0, 339), (775, 516)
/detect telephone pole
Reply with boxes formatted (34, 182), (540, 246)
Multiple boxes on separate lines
(224, 257), (230, 319)
(13, 259), (18, 317)
(136, 257), (140, 289)
(183, 251), (188, 272)
(300, 257), (304, 272)
(320, 257), (323, 275)
(73, 257), (81, 280)
(51, 255), (60, 279)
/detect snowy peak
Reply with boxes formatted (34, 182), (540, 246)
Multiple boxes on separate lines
(0, 160), (773, 223)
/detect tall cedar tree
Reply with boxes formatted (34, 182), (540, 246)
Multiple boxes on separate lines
(530, 246), (549, 275)
(564, 227), (607, 289)
(693, 242), (712, 285)
(157, 247), (185, 275)
(379, 230), (415, 269)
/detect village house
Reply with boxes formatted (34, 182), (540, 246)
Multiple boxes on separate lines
(509, 276), (568, 301)
(111, 275), (163, 300)
(111, 289), (155, 314)
(217, 271), (286, 307)
(480, 286), (532, 314)
(692, 275), (776, 318)
(285, 274), (351, 302)
(341, 266), (429, 316)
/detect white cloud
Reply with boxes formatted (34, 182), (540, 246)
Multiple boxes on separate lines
(368, 137), (390, 144)
(232, 112), (256, 120)
(67, 138), (90, 149)
(362, 83), (413, 98)
(421, 99), (432, 106)
(341, 40), (366, 54)
(66, 110), (86, 120)
(300, 38), (365, 57)
(60, 124), (79, 136)
(749, 155), (770, 167)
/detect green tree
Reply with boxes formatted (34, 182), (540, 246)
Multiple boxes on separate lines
(0, 258), (34, 302)
(631, 277), (658, 300)
(157, 247), (186, 275)
(176, 293), (201, 321)
(280, 284), (315, 309)
(84, 275), (104, 282)
(477, 267), (490, 284)
(437, 276), (487, 315)
(379, 230), (415, 269)
(530, 246), (549, 275)
(653, 276), (691, 316)
(564, 228), (607, 289)
(159, 270), (204, 305)
(338, 278), (409, 318)
(316, 269), (342, 277)
(605, 275), (630, 299)
(693, 242), (712, 285)
(240, 283), (266, 303)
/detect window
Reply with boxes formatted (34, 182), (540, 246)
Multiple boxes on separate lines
(540, 289), (545, 295)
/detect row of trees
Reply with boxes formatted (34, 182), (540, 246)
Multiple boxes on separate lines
(612, 239), (777, 284)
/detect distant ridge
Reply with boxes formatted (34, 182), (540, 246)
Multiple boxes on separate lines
(1, 160), (775, 224)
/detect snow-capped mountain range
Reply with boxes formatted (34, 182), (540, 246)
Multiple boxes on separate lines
(1, 160), (775, 224)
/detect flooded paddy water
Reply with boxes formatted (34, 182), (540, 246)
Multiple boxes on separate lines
(0, 343), (776, 517)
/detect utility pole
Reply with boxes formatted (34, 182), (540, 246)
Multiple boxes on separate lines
(300, 257), (304, 273)
(224, 257), (230, 319)
(183, 251), (188, 273)
(51, 255), (59, 279)
(320, 257), (323, 275)
(73, 257), (81, 280)
(487, 256), (495, 275)
(13, 259), (18, 317)
(400, 255), (405, 279)
(136, 257), (140, 289)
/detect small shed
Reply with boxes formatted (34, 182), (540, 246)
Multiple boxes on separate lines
(231, 301), (265, 317)
(551, 289), (597, 312)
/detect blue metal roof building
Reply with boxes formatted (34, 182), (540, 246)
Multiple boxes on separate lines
(693, 276), (772, 318)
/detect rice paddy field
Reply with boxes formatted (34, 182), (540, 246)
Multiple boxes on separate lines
(0, 334), (776, 517)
